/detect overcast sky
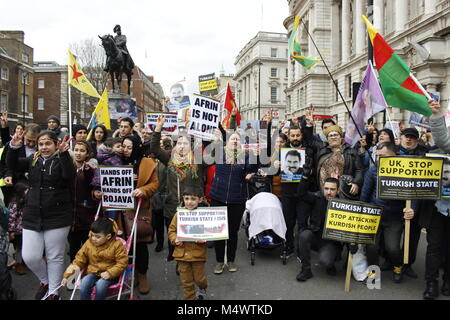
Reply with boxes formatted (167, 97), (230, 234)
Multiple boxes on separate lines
(2, 0), (288, 95)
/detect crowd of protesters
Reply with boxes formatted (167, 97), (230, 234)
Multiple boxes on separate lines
(0, 97), (449, 300)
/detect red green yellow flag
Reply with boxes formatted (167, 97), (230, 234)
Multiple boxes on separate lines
(288, 16), (321, 69)
(362, 15), (430, 116)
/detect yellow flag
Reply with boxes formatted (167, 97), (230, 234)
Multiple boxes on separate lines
(87, 88), (111, 140)
(68, 49), (102, 99)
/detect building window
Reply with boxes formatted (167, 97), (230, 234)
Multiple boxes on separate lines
(271, 48), (277, 57)
(1, 67), (8, 80)
(285, 68), (288, 78)
(285, 49), (289, 58)
(270, 68), (278, 77)
(0, 92), (8, 110)
(38, 97), (44, 110)
(22, 53), (29, 63)
(38, 79), (45, 89)
(271, 87), (278, 103)
(22, 73), (29, 85)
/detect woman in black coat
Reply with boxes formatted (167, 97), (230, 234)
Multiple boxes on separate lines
(7, 131), (76, 300)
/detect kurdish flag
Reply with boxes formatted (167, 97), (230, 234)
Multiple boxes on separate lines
(68, 49), (102, 99)
(288, 16), (321, 69)
(362, 16), (431, 116)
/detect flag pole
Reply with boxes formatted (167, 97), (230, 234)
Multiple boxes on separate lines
(409, 72), (432, 100)
(298, 19), (365, 141)
(68, 85), (73, 139)
(384, 107), (397, 139)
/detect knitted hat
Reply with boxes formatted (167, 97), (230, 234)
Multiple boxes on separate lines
(72, 124), (87, 138)
(47, 115), (60, 126)
(324, 125), (343, 138)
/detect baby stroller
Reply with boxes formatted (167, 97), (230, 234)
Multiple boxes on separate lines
(0, 205), (16, 300)
(68, 200), (142, 300)
(243, 171), (288, 265)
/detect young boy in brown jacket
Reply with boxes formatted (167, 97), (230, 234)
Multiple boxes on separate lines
(168, 186), (208, 300)
(61, 218), (128, 300)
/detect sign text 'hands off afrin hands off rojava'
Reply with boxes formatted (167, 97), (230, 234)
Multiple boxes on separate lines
(377, 156), (443, 200)
(100, 166), (135, 210)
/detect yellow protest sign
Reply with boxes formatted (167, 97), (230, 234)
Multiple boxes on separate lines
(377, 156), (443, 200)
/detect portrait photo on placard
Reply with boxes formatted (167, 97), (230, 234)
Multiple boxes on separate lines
(280, 148), (305, 182)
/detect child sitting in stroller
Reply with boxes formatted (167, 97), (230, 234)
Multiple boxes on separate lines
(61, 218), (128, 300)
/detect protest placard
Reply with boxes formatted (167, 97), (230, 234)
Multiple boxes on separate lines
(280, 148), (305, 182)
(426, 153), (450, 198)
(145, 112), (178, 135)
(187, 94), (221, 140)
(377, 156), (443, 200)
(198, 73), (218, 96)
(100, 166), (135, 210)
(109, 98), (138, 121)
(176, 207), (229, 242)
(323, 199), (382, 244)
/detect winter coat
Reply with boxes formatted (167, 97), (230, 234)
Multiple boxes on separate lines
(168, 212), (207, 262)
(6, 148), (76, 231)
(65, 235), (128, 279)
(72, 164), (99, 232)
(149, 131), (204, 219)
(7, 200), (23, 234)
(91, 147), (124, 190)
(359, 165), (405, 222)
(316, 142), (364, 188)
(430, 114), (450, 153)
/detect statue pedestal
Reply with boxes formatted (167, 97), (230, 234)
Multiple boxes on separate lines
(108, 92), (132, 100)
(107, 92), (138, 122)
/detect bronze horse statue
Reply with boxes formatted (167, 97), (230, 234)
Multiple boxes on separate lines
(99, 34), (133, 95)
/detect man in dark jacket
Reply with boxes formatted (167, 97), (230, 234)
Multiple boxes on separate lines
(360, 142), (414, 283)
(397, 127), (429, 278)
(296, 176), (343, 281)
(281, 125), (315, 258)
(47, 115), (68, 141)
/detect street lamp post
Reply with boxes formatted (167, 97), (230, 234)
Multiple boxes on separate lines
(256, 60), (263, 120)
(22, 70), (28, 124)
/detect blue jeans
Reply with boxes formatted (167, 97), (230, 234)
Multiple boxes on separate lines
(79, 274), (114, 300)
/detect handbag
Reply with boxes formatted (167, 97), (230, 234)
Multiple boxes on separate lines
(123, 206), (154, 242)
(151, 192), (167, 211)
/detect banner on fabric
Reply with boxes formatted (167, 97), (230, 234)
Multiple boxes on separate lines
(280, 148), (305, 183)
(377, 156), (443, 200)
(100, 166), (135, 210)
(188, 94), (221, 140)
(176, 207), (229, 242)
(323, 199), (382, 244)
(145, 112), (178, 135)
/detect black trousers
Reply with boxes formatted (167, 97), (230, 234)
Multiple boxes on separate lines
(297, 229), (341, 269)
(211, 200), (245, 263)
(405, 216), (422, 266)
(425, 209), (450, 282)
(68, 230), (90, 261)
(281, 196), (312, 250)
(134, 242), (149, 274)
(152, 208), (165, 246)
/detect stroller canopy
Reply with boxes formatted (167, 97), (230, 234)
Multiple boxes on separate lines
(244, 192), (287, 240)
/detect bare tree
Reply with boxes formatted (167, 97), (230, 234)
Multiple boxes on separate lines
(69, 38), (108, 124)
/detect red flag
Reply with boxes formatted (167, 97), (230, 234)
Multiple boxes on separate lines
(222, 83), (241, 128)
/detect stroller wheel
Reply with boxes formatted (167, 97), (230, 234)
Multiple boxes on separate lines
(250, 252), (256, 266)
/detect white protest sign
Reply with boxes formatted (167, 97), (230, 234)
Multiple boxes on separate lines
(176, 207), (229, 242)
(100, 166), (135, 210)
(188, 94), (221, 140)
(146, 112), (178, 135)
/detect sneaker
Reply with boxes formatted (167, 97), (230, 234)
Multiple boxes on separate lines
(403, 265), (418, 278)
(296, 268), (313, 282)
(214, 263), (225, 274)
(227, 262), (237, 272)
(392, 266), (403, 283)
(35, 283), (49, 300)
(326, 266), (337, 276)
(196, 288), (207, 300)
(45, 294), (60, 300)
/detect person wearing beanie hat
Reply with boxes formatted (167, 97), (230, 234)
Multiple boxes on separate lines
(316, 124), (363, 199)
(47, 115), (68, 141)
(72, 124), (88, 141)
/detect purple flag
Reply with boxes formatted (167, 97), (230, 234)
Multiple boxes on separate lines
(345, 61), (388, 146)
